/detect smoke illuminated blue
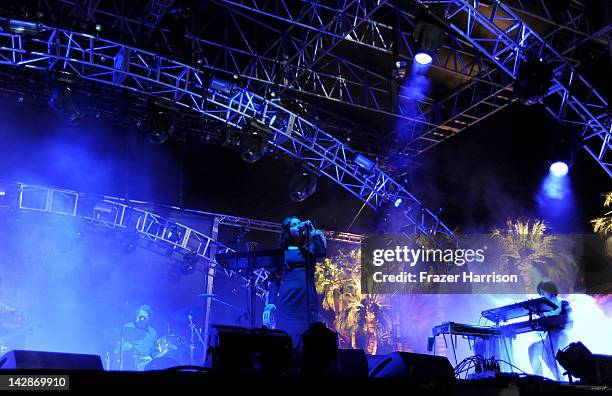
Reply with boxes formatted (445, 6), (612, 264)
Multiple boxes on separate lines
(415, 52), (433, 65)
(540, 170), (571, 201)
(536, 166), (576, 232)
(549, 161), (569, 177)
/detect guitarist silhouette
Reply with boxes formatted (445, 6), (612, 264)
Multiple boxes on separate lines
(120, 305), (158, 371)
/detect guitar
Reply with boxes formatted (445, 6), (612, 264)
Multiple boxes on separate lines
(117, 341), (154, 371)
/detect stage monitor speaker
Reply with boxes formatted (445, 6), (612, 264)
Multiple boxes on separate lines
(369, 351), (454, 381)
(337, 349), (368, 377)
(206, 325), (293, 374)
(557, 342), (612, 386)
(300, 322), (338, 375)
(0, 350), (104, 370)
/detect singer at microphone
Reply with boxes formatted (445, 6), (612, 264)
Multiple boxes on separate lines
(297, 220), (315, 232)
(263, 216), (327, 345)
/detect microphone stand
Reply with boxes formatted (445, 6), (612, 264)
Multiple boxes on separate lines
(187, 314), (206, 366)
(304, 223), (314, 327)
(247, 242), (258, 328)
(118, 303), (128, 371)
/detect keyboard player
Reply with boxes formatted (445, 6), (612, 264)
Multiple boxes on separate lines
(528, 281), (573, 381)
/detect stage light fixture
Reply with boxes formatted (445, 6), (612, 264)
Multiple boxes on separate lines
(514, 58), (555, 105)
(0, 184), (13, 208)
(557, 342), (612, 385)
(289, 165), (319, 202)
(167, 225), (182, 244)
(209, 77), (234, 94)
(146, 106), (176, 145)
(48, 84), (84, 125)
(394, 198), (403, 207)
(354, 153), (376, 173)
(240, 123), (269, 163)
(181, 252), (199, 275)
(392, 60), (408, 79)
(549, 161), (569, 177)
(8, 20), (40, 35)
(547, 126), (581, 176)
(413, 17), (447, 66)
(122, 231), (139, 254)
(414, 52), (433, 65)
(375, 202), (394, 234)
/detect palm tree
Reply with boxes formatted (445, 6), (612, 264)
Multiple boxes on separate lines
(335, 293), (392, 354)
(591, 192), (612, 235)
(316, 247), (394, 353)
(592, 192), (612, 257)
(315, 258), (352, 314)
(491, 219), (578, 293)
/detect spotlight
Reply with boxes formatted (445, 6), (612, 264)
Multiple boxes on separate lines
(167, 225), (183, 244)
(547, 126), (581, 175)
(354, 153), (376, 173)
(394, 198), (403, 207)
(240, 127), (268, 163)
(549, 161), (569, 177)
(392, 60), (408, 79)
(209, 77), (234, 94)
(122, 231), (139, 254)
(414, 52), (433, 66)
(514, 58), (554, 105)
(413, 16), (447, 66)
(289, 165), (319, 202)
(375, 202), (394, 234)
(8, 20), (40, 35)
(181, 252), (199, 275)
(48, 84), (84, 125)
(146, 105), (176, 144)
(72, 19), (100, 36)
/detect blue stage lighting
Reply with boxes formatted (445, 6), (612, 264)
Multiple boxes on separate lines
(549, 161), (569, 177)
(354, 153), (376, 173)
(414, 52), (433, 65)
(394, 198), (402, 207)
(209, 77), (234, 94)
(9, 20), (40, 35)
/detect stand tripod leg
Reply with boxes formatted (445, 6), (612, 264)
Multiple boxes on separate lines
(546, 331), (561, 381)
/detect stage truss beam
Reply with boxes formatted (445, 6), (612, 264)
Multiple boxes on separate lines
(404, 0), (611, 177)
(42, 0), (610, 170)
(0, 23), (456, 243)
(4, 182), (361, 297)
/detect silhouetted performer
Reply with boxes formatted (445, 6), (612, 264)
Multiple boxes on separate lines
(528, 281), (573, 381)
(263, 216), (326, 344)
(121, 304), (158, 371)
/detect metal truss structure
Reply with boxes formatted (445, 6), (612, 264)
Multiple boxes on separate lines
(0, 19), (457, 244)
(16, 0), (609, 175)
(415, 0), (611, 176)
(0, 1), (607, 252)
(0, 182), (361, 296)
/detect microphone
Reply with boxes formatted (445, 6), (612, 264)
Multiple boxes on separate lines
(298, 220), (314, 230)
